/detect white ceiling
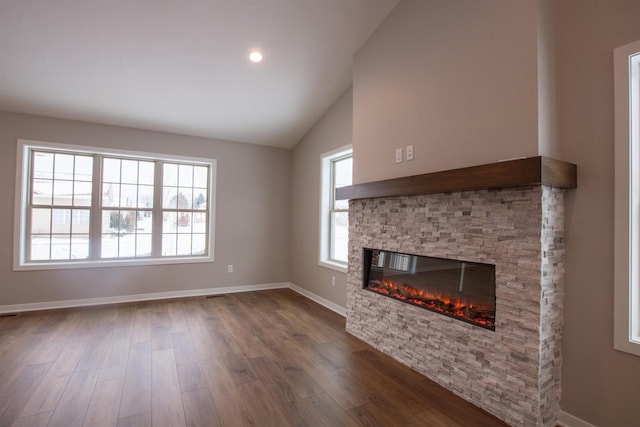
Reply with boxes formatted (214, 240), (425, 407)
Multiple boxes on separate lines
(0, 1), (398, 148)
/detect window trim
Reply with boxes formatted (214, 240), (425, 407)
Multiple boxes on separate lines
(13, 139), (217, 271)
(319, 145), (352, 273)
(614, 40), (640, 356)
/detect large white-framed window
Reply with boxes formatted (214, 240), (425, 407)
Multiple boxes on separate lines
(614, 40), (640, 356)
(319, 145), (352, 272)
(14, 139), (216, 270)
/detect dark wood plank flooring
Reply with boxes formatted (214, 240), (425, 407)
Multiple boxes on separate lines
(0, 289), (508, 427)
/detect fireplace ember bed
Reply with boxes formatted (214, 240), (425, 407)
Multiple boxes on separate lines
(363, 248), (496, 330)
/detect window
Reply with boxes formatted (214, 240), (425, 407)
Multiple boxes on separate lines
(14, 140), (216, 270)
(614, 40), (640, 356)
(319, 146), (352, 272)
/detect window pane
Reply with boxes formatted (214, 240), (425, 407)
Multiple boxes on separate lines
(71, 209), (91, 234)
(136, 234), (152, 257)
(103, 158), (121, 183)
(101, 233), (118, 258)
(71, 235), (89, 259)
(193, 189), (207, 210)
(73, 181), (92, 207)
(193, 166), (208, 188)
(54, 154), (74, 181)
(163, 187), (177, 209)
(139, 161), (155, 185)
(178, 164), (193, 187)
(163, 212), (177, 233)
(177, 234), (192, 255)
(51, 236), (71, 260)
(52, 209), (71, 234)
(120, 184), (137, 208)
(177, 212), (192, 233)
(53, 180), (73, 206)
(74, 156), (93, 181)
(177, 188), (193, 209)
(333, 157), (352, 188)
(33, 152), (54, 179)
(119, 233), (136, 258)
(330, 211), (349, 263)
(121, 160), (138, 184)
(73, 156), (93, 181)
(192, 234), (206, 255)
(164, 163), (178, 186)
(31, 235), (50, 260)
(193, 212), (207, 233)
(137, 212), (153, 234)
(138, 185), (154, 209)
(102, 183), (120, 207)
(31, 208), (51, 234)
(32, 179), (53, 205)
(162, 234), (177, 256)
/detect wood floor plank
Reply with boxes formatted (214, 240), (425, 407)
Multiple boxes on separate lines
(19, 339), (87, 417)
(83, 378), (124, 427)
(98, 326), (133, 382)
(181, 387), (221, 427)
(151, 348), (185, 427)
(0, 362), (51, 427)
(9, 411), (51, 427)
(199, 357), (256, 426)
(117, 412), (151, 427)
(171, 331), (207, 392)
(236, 379), (292, 427)
(302, 393), (360, 427)
(47, 368), (99, 427)
(119, 342), (152, 419)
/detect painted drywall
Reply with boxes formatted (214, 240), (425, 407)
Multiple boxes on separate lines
(0, 112), (290, 306)
(557, 1), (640, 426)
(352, 0), (543, 184)
(289, 88), (353, 309)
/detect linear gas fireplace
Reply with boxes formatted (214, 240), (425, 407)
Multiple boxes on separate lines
(363, 248), (496, 330)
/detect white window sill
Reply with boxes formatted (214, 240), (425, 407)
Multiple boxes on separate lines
(14, 255), (214, 271)
(319, 260), (348, 274)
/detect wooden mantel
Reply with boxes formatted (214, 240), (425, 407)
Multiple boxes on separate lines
(335, 156), (577, 200)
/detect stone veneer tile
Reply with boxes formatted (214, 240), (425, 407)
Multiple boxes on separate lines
(346, 186), (564, 427)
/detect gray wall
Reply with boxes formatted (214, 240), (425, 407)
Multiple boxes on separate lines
(0, 111), (290, 306)
(557, 1), (640, 426)
(352, 0), (542, 185)
(289, 88), (352, 308)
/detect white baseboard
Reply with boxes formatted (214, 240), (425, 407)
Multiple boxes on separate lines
(288, 282), (346, 317)
(0, 282), (289, 314)
(557, 410), (597, 427)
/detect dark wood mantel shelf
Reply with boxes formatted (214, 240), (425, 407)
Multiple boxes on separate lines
(335, 156), (577, 200)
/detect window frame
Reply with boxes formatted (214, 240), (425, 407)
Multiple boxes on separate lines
(319, 145), (352, 273)
(14, 139), (217, 271)
(614, 40), (640, 356)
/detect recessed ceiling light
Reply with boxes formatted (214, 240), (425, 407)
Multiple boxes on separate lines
(249, 50), (263, 63)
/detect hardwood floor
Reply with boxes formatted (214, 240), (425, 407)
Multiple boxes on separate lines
(0, 289), (508, 427)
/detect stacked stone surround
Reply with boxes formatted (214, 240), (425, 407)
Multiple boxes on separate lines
(346, 186), (564, 427)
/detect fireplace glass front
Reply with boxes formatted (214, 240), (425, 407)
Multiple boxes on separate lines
(363, 248), (496, 330)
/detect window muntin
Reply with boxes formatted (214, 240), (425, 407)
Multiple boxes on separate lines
(16, 140), (216, 270)
(320, 146), (352, 272)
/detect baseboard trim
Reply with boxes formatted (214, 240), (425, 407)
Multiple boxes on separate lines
(288, 283), (347, 317)
(557, 410), (597, 427)
(0, 282), (290, 314)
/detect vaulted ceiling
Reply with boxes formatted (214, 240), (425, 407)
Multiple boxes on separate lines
(0, 1), (398, 148)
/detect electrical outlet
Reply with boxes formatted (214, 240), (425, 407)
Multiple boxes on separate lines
(406, 145), (414, 161)
(395, 148), (403, 163)
(332, 276), (336, 287)
(227, 264), (233, 273)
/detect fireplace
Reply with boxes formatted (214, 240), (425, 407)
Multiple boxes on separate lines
(336, 157), (578, 426)
(363, 248), (496, 330)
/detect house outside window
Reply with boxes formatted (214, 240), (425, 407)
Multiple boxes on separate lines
(319, 146), (352, 272)
(14, 139), (216, 270)
(614, 39), (640, 357)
